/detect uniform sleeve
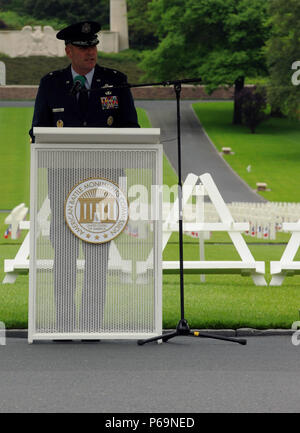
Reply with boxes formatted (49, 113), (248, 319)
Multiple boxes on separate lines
(29, 77), (52, 141)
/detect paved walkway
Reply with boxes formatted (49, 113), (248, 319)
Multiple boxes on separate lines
(1, 335), (299, 413)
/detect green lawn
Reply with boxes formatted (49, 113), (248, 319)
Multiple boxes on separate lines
(193, 101), (300, 202)
(1, 104), (300, 329)
(0, 107), (32, 209)
(163, 275), (300, 329)
(162, 231), (300, 329)
(2, 212), (300, 329)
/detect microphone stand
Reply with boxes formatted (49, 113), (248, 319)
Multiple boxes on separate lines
(81, 78), (247, 346)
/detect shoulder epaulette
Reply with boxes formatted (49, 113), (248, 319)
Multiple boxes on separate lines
(49, 69), (64, 76)
(42, 69), (64, 80)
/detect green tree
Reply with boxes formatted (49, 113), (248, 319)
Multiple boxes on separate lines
(0, 0), (25, 12)
(265, 0), (300, 119)
(141, 0), (270, 124)
(127, 0), (158, 49)
(1, 0), (110, 28)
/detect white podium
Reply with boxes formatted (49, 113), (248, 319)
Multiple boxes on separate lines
(28, 127), (162, 342)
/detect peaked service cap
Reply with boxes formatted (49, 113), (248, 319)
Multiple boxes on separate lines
(56, 21), (101, 47)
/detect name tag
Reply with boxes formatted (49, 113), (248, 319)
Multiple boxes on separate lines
(101, 96), (119, 110)
(52, 108), (64, 113)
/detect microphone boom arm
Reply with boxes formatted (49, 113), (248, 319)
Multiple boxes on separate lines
(72, 77), (202, 94)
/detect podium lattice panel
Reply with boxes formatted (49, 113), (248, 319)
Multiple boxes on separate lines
(30, 146), (161, 339)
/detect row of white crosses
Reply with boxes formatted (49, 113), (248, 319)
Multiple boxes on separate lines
(203, 201), (300, 240)
(2, 173), (300, 286)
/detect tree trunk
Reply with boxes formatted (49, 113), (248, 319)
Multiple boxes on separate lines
(233, 76), (245, 125)
(270, 106), (285, 118)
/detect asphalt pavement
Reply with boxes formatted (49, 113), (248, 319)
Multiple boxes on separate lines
(1, 335), (300, 413)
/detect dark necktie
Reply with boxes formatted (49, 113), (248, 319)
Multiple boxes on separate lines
(78, 75), (88, 117)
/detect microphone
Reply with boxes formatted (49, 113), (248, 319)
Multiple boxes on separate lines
(70, 75), (86, 96)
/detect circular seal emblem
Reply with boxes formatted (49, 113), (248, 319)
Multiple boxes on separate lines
(64, 177), (128, 244)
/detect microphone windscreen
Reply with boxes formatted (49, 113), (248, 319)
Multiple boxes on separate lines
(74, 75), (86, 88)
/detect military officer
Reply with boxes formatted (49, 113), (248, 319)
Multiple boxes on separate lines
(30, 21), (139, 335)
(30, 20), (139, 139)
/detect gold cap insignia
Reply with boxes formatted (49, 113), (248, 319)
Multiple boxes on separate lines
(107, 116), (114, 126)
(56, 120), (64, 128)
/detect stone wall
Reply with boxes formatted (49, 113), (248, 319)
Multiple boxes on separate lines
(0, 85), (38, 100)
(0, 27), (122, 57)
(0, 84), (235, 100)
(131, 85), (235, 100)
(0, 27), (66, 57)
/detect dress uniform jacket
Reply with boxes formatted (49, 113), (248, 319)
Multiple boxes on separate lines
(29, 63), (139, 140)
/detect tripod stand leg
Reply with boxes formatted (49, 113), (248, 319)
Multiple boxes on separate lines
(138, 330), (178, 346)
(138, 330), (246, 346)
(192, 331), (247, 345)
(161, 330), (178, 343)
